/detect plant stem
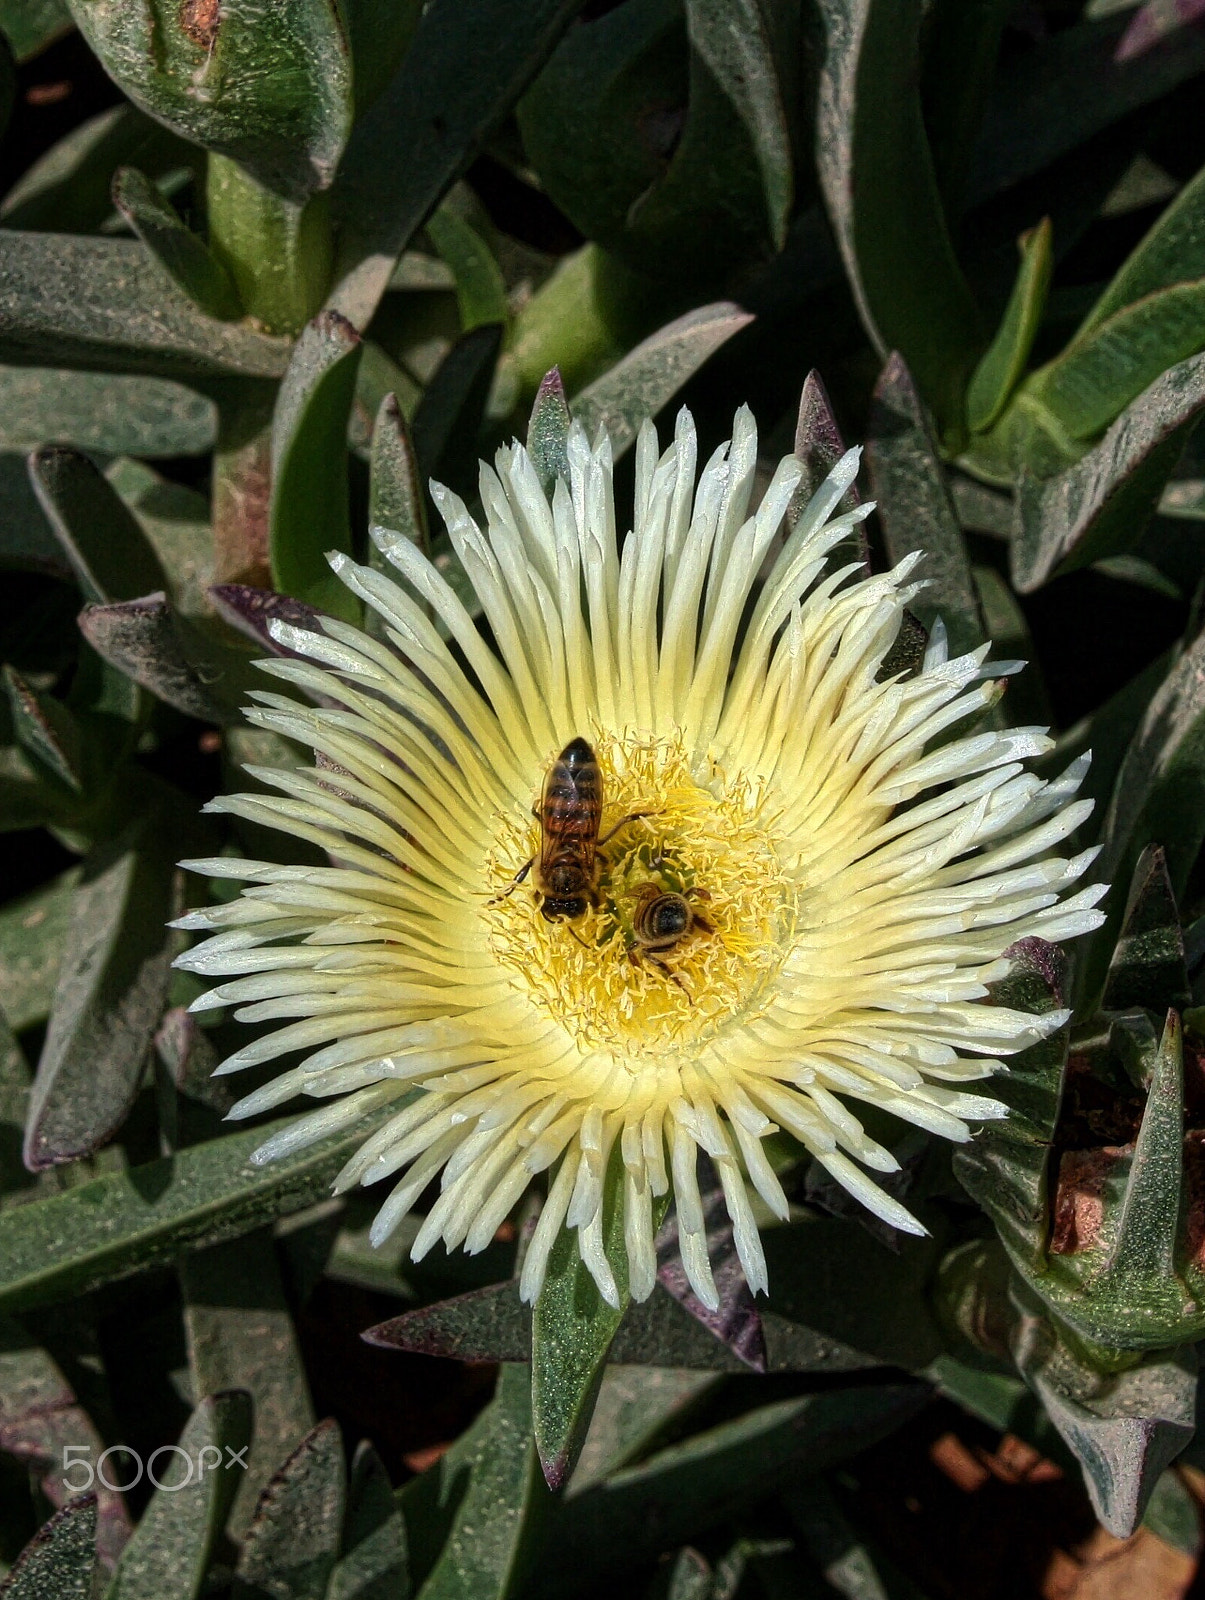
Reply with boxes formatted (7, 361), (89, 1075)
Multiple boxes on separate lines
(206, 155), (332, 338)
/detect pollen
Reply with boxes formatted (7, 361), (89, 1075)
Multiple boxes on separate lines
(485, 731), (794, 1055)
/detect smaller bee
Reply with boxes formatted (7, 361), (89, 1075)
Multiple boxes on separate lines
(498, 737), (649, 922)
(627, 881), (715, 989)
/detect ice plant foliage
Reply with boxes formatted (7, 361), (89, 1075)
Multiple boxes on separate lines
(174, 407), (1106, 1311)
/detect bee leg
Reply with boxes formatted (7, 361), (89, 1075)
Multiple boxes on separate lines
(566, 923), (592, 950)
(649, 953), (690, 995)
(489, 856), (534, 904)
(598, 810), (658, 848)
(688, 887), (712, 903)
(692, 913), (716, 936)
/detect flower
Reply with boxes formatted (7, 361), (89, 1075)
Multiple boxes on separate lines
(173, 405), (1105, 1312)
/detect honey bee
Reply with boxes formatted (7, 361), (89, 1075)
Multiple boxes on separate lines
(500, 737), (649, 921)
(627, 881), (715, 988)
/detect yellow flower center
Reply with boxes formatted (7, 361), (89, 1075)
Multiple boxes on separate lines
(484, 732), (795, 1057)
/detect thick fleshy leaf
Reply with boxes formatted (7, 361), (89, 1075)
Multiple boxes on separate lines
(866, 354), (984, 655)
(1027, 279), (1205, 442)
(426, 205), (509, 333)
(2, 666), (82, 792)
(0, 234), (290, 379)
(103, 459), (214, 615)
(624, 0), (792, 265)
(0, 1105), (395, 1313)
(0, 367), (214, 458)
(531, 1154), (639, 1490)
(814, 0), (983, 437)
(571, 303), (754, 461)
(537, 1386), (926, 1586)
(655, 1175), (766, 1374)
(181, 1230), (315, 1539)
(330, 0), (584, 328)
(526, 369), (571, 497)
(1080, 161), (1205, 338)
(568, 1367), (720, 1493)
(23, 824), (177, 1169)
(369, 394), (429, 556)
(327, 1442), (409, 1600)
(1010, 351), (1205, 590)
(104, 1392), (253, 1600)
(1102, 845), (1189, 1014)
(952, 940), (1069, 1266)
(78, 596), (231, 723)
(400, 1363), (546, 1600)
(65, 0), (352, 205)
(270, 311), (362, 621)
(29, 446), (169, 604)
(0, 1494), (96, 1599)
(966, 219), (1053, 435)
(0, 868), (78, 1032)
(783, 1476), (900, 1600)
(112, 167), (242, 321)
(1011, 1289), (1196, 1537)
(0, 1015), (34, 1202)
(233, 1419), (345, 1600)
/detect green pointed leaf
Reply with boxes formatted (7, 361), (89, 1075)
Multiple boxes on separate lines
(1141, 1469), (1203, 1558)
(866, 353), (985, 656)
(401, 1363), (546, 1600)
(104, 1392), (253, 1600)
(340, 0), (422, 118)
(1102, 846), (1189, 1014)
(2, 666), (82, 792)
(23, 823), (177, 1169)
(369, 394), (428, 557)
(967, 219), (1053, 435)
(1080, 159), (1205, 339)
(624, 0), (792, 266)
(0, 1103), (395, 1313)
(327, 1442), (408, 1600)
(571, 303), (754, 461)
(65, 0), (352, 206)
(1097, 1010), (1184, 1290)
(1010, 351), (1205, 591)
(1011, 1290), (1196, 1538)
(233, 1419), (345, 1600)
(181, 1230), (315, 1539)
(112, 167), (242, 321)
(1027, 280), (1205, 443)
(0, 1014), (34, 1202)
(101, 459), (215, 616)
(270, 310), (363, 622)
(813, 0), (983, 439)
(526, 369), (571, 496)
(0, 235), (290, 379)
(952, 939), (1069, 1266)
(0, 1495), (96, 1600)
(0, 868), (79, 1032)
(29, 446), (171, 604)
(426, 205), (509, 333)
(0, 368), (214, 458)
(330, 0), (584, 328)
(532, 1153), (636, 1490)
(410, 322), (503, 493)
